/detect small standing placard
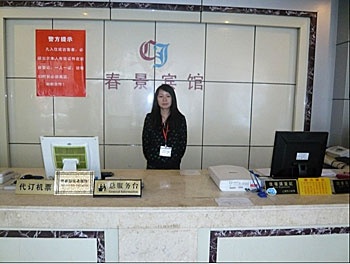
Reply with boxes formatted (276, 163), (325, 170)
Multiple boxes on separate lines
(15, 179), (54, 195)
(54, 171), (94, 195)
(264, 180), (298, 194)
(297, 177), (332, 195)
(94, 179), (142, 197)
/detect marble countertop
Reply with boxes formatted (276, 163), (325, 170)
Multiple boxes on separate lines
(0, 168), (348, 209)
(0, 168), (349, 230)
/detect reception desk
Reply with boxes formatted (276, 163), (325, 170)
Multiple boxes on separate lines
(0, 168), (349, 262)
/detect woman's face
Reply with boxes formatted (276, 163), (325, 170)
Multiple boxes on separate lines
(157, 89), (172, 110)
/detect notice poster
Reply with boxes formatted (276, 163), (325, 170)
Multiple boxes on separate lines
(36, 29), (86, 97)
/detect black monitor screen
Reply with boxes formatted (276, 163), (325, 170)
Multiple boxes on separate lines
(270, 131), (328, 179)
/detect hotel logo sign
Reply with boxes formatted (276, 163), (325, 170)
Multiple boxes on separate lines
(139, 40), (169, 68)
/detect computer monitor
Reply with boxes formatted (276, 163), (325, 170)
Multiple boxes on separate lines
(40, 136), (101, 179)
(270, 131), (328, 179)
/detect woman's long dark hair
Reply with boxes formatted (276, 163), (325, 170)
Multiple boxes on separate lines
(150, 84), (184, 129)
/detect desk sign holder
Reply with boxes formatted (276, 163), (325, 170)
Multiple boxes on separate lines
(332, 179), (350, 194)
(15, 179), (54, 195)
(93, 179), (142, 197)
(297, 177), (332, 195)
(54, 171), (94, 195)
(264, 179), (298, 194)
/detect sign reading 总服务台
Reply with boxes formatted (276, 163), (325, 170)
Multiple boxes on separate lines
(94, 179), (142, 197)
(36, 29), (86, 97)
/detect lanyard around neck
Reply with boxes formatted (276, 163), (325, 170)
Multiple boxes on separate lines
(162, 123), (169, 144)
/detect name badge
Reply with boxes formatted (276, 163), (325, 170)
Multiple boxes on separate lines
(159, 146), (172, 157)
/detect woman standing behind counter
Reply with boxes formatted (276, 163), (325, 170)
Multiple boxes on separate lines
(142, 84), (187, 169)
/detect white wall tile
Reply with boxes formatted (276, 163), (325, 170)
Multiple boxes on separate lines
(202, 146), (249, 169)
(155, 23), (205, 81)
(336, 0), (349, 44)
(111, 9), (200, 23)
(54, 80), (104, 139)
(206, 24), (254, 82)
(1, 7), (110, 20)
(99, 145), (105, 170)
(251, 84), (294, 145)
(105, 21), (155, 80)
(333, 43), (349, 99)
(249, 147), (273, 170)
(342, 100), (349, 146)
(53, 20), (104, 79)
(254, 27), (298, 84)
(8, 79), (54, 143)
(105, 145), (146, 169)
(330, 99), (349, 146)
(105, 80), (154, 144)
(6, 19), (52, 77)
(203, 82), (251, 145)
(181, 146), (202, 169)
(10, 144), (43, 168)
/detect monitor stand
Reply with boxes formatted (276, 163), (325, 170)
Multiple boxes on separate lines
(62, 158), (79, 171)
(297, 164), (307, 177)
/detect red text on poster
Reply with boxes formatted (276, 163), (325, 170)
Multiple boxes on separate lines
(36, 29), (86, 97)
